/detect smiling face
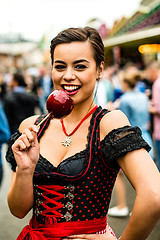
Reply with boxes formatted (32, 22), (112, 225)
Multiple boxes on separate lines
(52, 41), (103, 105)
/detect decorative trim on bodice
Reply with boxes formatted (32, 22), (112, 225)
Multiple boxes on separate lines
(34, 184), (75, 224)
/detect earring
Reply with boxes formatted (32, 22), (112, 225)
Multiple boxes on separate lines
(97, 75), (101, 81)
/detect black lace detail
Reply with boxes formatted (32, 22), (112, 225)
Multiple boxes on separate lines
(6, 131), (21, 172)
(36, 107), (111, 176)
(35, 149), (87, 176)
(101, 125), (151, 169)
(5, 108), (151, 174)
(34, 108), (103, 179)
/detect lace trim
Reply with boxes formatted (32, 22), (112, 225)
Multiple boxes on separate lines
(101, 125), (151, 169)
(6, 131), (21, 172)
(6, 107), (105, 173)
(34, 107), (105, 179)
(6, 108), (150, 174)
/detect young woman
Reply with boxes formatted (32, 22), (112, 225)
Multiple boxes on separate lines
(6, 27), (160, 240)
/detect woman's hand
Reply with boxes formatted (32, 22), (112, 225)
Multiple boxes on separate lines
(12, 125), (40, 172)
(62, 227), (117, 240)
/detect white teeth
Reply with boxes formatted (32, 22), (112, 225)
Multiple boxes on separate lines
(63, 85), (79, 91)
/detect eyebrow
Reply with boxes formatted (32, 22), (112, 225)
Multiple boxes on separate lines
(54, 59), (89, 64)
(74, 59), (89, 64)
(54, 60), (65, 64)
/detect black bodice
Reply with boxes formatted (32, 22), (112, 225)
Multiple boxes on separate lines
(6, 107), (150, 224)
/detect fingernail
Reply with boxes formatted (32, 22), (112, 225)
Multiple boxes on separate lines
(33, 126), (38, 132)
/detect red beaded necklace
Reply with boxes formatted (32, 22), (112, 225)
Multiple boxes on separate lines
(60, 105), (98, 147)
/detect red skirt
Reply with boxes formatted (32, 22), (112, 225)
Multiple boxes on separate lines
(17, 216), (113, 240)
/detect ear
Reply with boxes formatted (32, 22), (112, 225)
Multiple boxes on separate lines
(96, 61), (104, 80)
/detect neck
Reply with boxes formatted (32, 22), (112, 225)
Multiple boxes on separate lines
(60, 104), (97, 139)
(64, 100), (96, 124)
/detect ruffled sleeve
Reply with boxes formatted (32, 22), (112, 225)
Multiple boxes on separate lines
(101, 125), (151, 169)
(6, 130), (21, 172)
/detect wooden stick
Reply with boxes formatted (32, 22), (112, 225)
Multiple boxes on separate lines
(37, 113), (51, 127)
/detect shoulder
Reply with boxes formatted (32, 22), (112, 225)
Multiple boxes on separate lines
(153, 78), (159, 86)
(120, 92), (132, 99)
(118, 93), (130, 104)
(154, 78), (160, 88)
(139, 92), (149, 100)
(100, 109), (130, 139)
(18, 115), (40, 133)
(120, 92), (137, 104)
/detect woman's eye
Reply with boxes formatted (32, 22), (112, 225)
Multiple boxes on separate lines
(75, 64), (87, 70)
(54, 65), (65, 70)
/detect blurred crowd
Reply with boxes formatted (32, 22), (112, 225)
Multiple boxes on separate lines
(0, 65), (54, 131)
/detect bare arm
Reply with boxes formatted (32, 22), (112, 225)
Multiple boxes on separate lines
(8, 168), (34, 218)
(117, 149), (160, 240)
(7, 116), (40, 218)
(100, 110), (160, 239)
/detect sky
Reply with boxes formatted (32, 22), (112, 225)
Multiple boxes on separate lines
(0, 0), (141, 42)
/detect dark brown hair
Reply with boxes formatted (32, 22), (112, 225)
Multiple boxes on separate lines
(123, 71), (142, 89)
(50, 27), (104, 68)
(13, 73), (27, 87)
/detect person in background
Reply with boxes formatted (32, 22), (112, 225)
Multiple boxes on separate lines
(119, 69), (153, 156)
(95, 65), (114, 108)
(112, 69), (123, 102)
(34, 67), (53, 114)
(0, 102), (11, 186)
(108, 68), (153, 218)
(0, 73), (7, 102)
(6, 27), (160, 240)
(146, 61), (160, 171)
(3, 73), (38, 134)
(39, 67), (53, 101)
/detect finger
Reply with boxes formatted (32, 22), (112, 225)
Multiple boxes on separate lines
(62, 239), (85, 240)
(29, 125), (39, 144)
(62, 235), (86, 240)
(62, 238), (86, 240)
(19, 134), (32, 148)
(63, 233), (116, 240)
(12, 131), (35, 152)
(64, 234), (94, 239)
(13, 139), (28, 151)
(22, 129), (35, 143)
(23, 125), (39, 142)
(29, 125), (39, 134)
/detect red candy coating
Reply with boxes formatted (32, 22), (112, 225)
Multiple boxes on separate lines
(46, 90), (74, 118)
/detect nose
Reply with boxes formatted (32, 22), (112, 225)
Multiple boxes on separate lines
(63, 68), (76, 81)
